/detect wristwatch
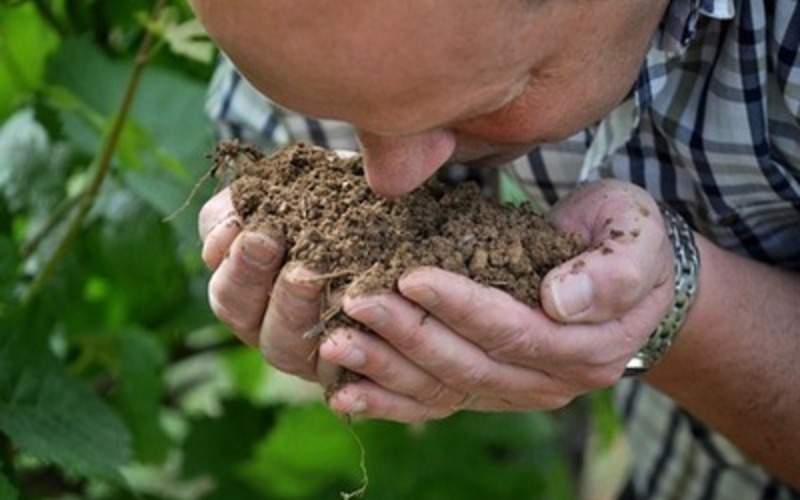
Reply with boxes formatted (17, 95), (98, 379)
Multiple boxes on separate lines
(623, 205), (700, 376)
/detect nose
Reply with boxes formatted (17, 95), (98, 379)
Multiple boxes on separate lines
(356, 129), (456, 198)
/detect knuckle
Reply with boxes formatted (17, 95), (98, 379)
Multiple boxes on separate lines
(609, 262), (642, 291)
(262, 347), (311, 378)
(452, 285), (491, 328)
(363, 352), (401, 381)
(208, 288), (261, 336)
(597, 261), (644, 309)
(209, 265), (267, 309)
(391, 318), (429, 354)
(486, 325), (540, 362)
(416, 382), (456, 407)
(270, 286), (321, 332)
(441, 362), (490, 392)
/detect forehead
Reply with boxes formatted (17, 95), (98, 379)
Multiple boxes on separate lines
(204, 0), (550, 133)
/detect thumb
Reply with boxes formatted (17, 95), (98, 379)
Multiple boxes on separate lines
(540, 183), (673, 323)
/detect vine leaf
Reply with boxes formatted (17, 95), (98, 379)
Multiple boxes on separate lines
(0, 309), (132, 483)
(162, 17), (214, 63)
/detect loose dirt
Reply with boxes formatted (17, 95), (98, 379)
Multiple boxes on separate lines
(217, 141), (584, 327)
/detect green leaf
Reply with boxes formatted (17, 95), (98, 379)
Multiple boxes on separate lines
(46, 38), (129, 117)
(0, 109), (64, 212)
(161, 17), (215, 64)
(111, 329), (170, 464)
(499, 170), (536, 208)
(0, 235), (19, 315)
(590, 389), (622, 450)
(47, 36), (212, 170)
(220, 347), (269, 404)
(0, 3), (60, 120)
(86, 184), (188, 325)
(353, 412), (575, 500)
(45, 37), (214, 245)
(238, 404), (362, 499)
(41, 84), (107, 155)
(181, 398), (272, 500)
(0, 308), (132, 483)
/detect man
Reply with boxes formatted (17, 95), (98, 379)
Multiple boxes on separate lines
(191, 0), (800, 497)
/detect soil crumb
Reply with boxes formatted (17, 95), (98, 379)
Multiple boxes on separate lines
(218, 141), (585, 317)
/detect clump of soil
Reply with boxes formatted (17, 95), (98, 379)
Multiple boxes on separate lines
(217, 141), (584, 323)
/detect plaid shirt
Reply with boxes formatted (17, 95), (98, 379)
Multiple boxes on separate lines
(205, 0), (800, 497)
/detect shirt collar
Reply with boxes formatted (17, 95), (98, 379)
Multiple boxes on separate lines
(658, 0), (736, 52)
(579, 0), (737, 179)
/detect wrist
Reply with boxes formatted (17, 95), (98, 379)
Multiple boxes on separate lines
(624, 205), (700, 376)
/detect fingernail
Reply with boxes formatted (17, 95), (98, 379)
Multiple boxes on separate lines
(341, 345), (366, 367)
(410, 285), (439, 307)
(345, 398), (367, 415)
(240, 233), (279, 268)
(346, 298), (389, 330)
(399, 275), (440, 307)
(551, 273), (593, 319)
(333, 388), (367, 414)
(212, 211), (240, 233)
(283, 263), (326, 299)
(323, 332), (366, 368)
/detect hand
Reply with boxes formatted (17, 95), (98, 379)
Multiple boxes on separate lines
(198, 188), (336, 382)
(319, 179), (676, 421)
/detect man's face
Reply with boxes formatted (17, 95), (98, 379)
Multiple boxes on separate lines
(192, 0), (669, 197)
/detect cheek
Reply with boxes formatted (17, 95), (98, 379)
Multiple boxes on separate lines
(456, 88), (583, 145)
(456, 113), (546, 145)
(456, 74), (630, 146)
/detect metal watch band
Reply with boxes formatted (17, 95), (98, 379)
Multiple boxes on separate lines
(623, 205), (700, 376)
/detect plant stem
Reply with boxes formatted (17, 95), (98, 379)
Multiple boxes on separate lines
(20, 192), (82, 259)
(21, 0), (167, 306)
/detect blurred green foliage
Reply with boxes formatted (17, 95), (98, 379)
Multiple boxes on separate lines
(0, 1), (619, 498)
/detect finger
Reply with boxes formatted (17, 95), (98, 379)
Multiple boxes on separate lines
(199, 189), (241, 270)
(543, 181), (673, 322)
(327, 379), (456, 423)
(198, 188), (234, 240)
(260, 263), (326, 381)
(343, 291), (574, 398)
(396, 267), (635, 384)
(397, 267), (559, 363)
(329, 376), (576, 421)
(318, 327), (464, 408)
(208, 231), (282, 345)
(202, 216), (243, 270)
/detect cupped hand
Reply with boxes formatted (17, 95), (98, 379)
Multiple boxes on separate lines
(320, 179), (677, 421)
(198, 187), (335, 382)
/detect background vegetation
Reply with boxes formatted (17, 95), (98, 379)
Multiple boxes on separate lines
(0, 1), (622, 498)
